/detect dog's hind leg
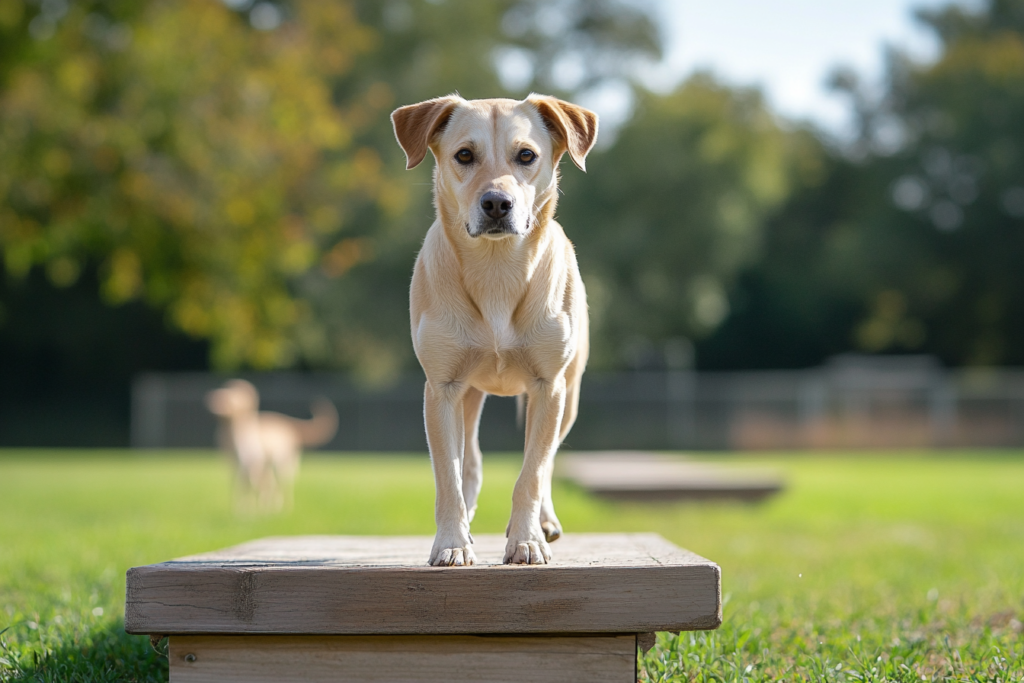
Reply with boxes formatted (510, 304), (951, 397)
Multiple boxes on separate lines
(462, 387), (486, 524)
(539, 358), (583, 543)
(539, 457), (561, 543)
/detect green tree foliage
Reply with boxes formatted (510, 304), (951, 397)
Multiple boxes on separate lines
(11, 0), (1020, 382)
(867, 0), (1024, 365)
(560, 76), (822, 370)
(0, 0), (398, 369)
(692, 159), (870, 371)
(835, 0), (1024, 366)
(299, 0), (661, 382)
(0, 0), (660, 379)
(701, 0), (1024, 370)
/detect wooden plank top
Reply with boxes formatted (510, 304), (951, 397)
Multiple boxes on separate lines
(126, 533), (720, 636)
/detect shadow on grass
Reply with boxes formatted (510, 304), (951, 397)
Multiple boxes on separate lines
(1, 621), (166, 683)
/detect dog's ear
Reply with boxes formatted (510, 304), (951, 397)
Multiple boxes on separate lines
(391, 96), (462, 170)
(526, 94), (599, 172)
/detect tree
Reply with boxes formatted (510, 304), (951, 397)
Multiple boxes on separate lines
(0, 0), (661, 380)
(0, 0), (398, 368)
(698, 0), (1024, 370)
(297, 0), (662, 382)
(558, 75), (821, 370)
(857, 0), (1024, 366)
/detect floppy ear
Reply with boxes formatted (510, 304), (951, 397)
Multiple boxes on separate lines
(390, 96), (462, 170)
(526, 94), (599, 171)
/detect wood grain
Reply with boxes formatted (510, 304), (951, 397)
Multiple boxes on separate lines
(168, 634), (637, 683)
(126, 533), (721, 635)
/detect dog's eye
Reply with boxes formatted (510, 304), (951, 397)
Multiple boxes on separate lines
(455, 149), (474, 164)
(517, 149), (536, 164)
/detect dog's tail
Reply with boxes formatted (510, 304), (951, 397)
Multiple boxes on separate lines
(294, 397), (339, 448)
(516, 393), (526, 429)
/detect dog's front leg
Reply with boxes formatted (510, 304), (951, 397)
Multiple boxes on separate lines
(504, 376), (566, 564)
(424, 380), (477, 566)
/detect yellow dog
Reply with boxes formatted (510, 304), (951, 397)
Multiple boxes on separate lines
(391, 94), (598, 565)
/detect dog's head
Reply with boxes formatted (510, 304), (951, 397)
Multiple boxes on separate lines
(391, 94), (598, 240)
(205, 379), (259, 418)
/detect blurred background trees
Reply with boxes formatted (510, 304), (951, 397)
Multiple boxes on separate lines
(1, 0), (1022, 443)
(295, 0), (661, 382)
(1, 0), (391, 370)
(699, 0), (1024, 369)
(560, 77), (822, 370)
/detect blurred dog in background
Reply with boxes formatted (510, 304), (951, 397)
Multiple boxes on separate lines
(205, 379), (338, 512)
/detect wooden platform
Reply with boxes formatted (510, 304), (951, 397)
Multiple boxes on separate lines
(166, 634), (638, 683)
(126, 533), (721, 682)
(558, 452), (784, 502)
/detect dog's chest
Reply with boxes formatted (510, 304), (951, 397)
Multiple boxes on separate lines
(463, 259), (529, 347)
(478, 300), (518, 351)
(466, 263), (571, 357)
(469, 298), (572, 389)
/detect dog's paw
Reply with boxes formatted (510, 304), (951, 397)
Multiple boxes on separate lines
(428, 535), (476, 567)
(503, 530), (552, 565)
(541, 520), (562, 543)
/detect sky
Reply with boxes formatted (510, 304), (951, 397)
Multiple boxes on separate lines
(585, 0), (974, 137)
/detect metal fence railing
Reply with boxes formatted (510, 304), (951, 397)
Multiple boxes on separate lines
(131, 355), (1024, 451)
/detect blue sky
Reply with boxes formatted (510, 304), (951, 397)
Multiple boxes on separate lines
(584, 0), (974, 136)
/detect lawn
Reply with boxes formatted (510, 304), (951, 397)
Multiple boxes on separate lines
(1, 450), (1022, 682)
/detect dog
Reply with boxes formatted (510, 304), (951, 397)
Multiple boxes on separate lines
(205, 379), (338, 512)
(391, 94), (597, 565)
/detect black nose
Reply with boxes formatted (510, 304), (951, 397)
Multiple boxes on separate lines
(480, 191), (513, 219)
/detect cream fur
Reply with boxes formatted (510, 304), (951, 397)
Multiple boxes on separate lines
(391, 95), (598, 565)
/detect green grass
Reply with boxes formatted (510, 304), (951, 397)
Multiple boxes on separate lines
(1, 450), (1022, 682)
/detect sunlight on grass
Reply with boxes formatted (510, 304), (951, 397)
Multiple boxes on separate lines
(1, 450), (1022, 681)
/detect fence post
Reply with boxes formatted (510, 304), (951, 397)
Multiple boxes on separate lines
(667, 371), (696, 449)
(130, 374), (167, 449)
(928, 374), (957, 447)
(797, 371), (827, 448)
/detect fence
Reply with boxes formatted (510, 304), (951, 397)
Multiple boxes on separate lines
(131, 355), (1024, 451)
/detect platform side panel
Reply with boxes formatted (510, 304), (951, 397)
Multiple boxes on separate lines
(168, 634), (636, 683)
(127, 564), (720, 635)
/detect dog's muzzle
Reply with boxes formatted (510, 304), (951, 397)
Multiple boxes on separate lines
(470, 190), (521, 237)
